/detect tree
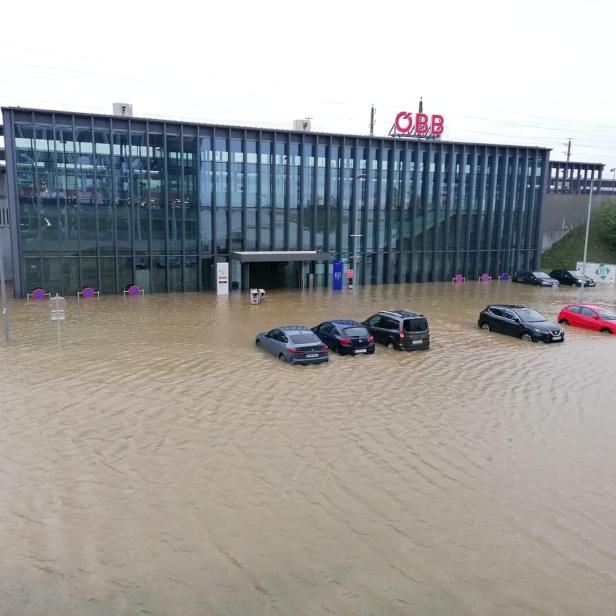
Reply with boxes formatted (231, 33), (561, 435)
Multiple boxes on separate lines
(594, 199), (616, 250)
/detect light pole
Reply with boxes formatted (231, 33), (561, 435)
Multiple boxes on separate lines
(578, 179), (594, 303)
(351, 171), (367, 312)
(611, 168), (616, 195)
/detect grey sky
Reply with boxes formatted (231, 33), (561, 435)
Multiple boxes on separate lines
(2, 0), (615, 174)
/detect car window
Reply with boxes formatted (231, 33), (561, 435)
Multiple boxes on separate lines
(567, 271), (582, 278)
(268, 329), (279, 338)
(514, 308), (545, 322)
(502, 310), (516, 320)
(403, 318), (428, 332)
(490, 307), (504, 317)
(344, 326), (369, 337)
(598, 309), (616, 320)
(365, 315), (382, 327)
(380, 317), (399, 330)
(289, 334), (319, 344)
(567, 305), (581, 314)
(320, 323), (333, 333)
(580, 307), (596, 317)
(532, 272), (549, 278)
(332, 327), (341, 336)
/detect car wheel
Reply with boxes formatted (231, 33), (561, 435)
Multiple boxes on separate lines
(521, 332), (534, 342)
(535, 282), (541, 286)
(559, 319), (569, 326)
(278, 354), (287, 363)
(387, 339), (397, 350)
(600, 328), (613, 335)
(479, 322), (491, 331)
(255, 339), (261, 347)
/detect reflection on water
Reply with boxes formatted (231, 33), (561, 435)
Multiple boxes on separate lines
(1, 283), (616, 615)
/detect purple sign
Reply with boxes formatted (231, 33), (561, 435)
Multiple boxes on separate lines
(32, 288), (46, 301)
(128, 285), (140, 297)
(82, 287), (95, 298)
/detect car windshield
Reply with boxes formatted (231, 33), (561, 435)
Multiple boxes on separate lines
(532, 272), (549, 278)
(567, 270), (583, 278)
(598, 309), (616, 320)
(404, 318), (428, 332)
(343, 327), (369, 337)
(288, 334), (319, 344)
(514, 308), (546, 322)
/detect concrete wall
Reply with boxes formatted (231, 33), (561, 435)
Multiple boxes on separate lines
(0, 168), (12, 282)
(541, 192), (612, 252)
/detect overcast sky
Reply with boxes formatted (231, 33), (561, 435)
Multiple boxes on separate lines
(2, 0), (615, 174)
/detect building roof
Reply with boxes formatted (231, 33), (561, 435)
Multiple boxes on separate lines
(1, 105), (552, 152)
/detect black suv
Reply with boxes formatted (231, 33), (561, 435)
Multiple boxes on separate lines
(478, 304), (564, 343)
(549, 269), (595, 287)
(513, 271), (559, 287)
(362, 310), (430, 350)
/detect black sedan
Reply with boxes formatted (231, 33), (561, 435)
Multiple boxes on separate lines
(549, 269), (595, 287)
(311, 320), (375, 355)
(513, 271), (559, 287)
(478, 304), (564, 343)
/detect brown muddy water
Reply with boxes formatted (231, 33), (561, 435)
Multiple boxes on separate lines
(1, 282), (616, 616)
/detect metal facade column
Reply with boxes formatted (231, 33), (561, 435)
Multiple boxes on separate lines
(298, 133), (305, 250)
(484, 148), (499, 275)
(241, 129), (247, 251)
(90, 116), (101, 293)
(398, 144), (409, 283)
(419, 143), (429, 281)
(195, 125), (202, 291)
(409, 141), (420, 282)
(2, 111), (23, 297)
(464, 147), (477, 278)
(441, 144), (454, 280)
(432, 142), (444, 281)
(211, 127), (218, 261)
(284, 133), (291, 251)
(312, 136), (318, 252)
(524, 151), (538, 270)
(534, 152), (550, 269)
(503, 149), (519, 276)
(256, 131), (262, 251)
(226, 128), (232, 258)
(179, 124), (186, 291)
(453, 146), (465, 279)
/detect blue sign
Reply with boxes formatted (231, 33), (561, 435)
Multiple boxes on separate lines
(333, 260), (343, 291)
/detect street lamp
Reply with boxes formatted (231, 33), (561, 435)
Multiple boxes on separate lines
(611, 168), (616, 194)
(579, 179), (594, 303)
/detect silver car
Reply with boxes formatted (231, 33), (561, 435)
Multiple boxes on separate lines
(255, 326), (329, 364)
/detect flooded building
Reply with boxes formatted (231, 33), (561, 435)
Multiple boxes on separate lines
(1, 106), (549, 297)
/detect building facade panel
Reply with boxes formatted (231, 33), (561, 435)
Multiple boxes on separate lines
(2, 107), (549, 297)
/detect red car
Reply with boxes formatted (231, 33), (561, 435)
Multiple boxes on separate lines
(557, 304), (616, 334)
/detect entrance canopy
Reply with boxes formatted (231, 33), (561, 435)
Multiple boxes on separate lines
(230, 251), (328, 263)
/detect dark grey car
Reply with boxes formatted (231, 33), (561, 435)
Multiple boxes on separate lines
(255, 326), (329, 364)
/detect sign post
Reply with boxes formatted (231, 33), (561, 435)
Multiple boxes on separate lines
(50, 293), (66, 349)
(216, 262), (229, 295)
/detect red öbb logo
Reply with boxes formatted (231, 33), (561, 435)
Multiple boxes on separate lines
(394, 112), (444, 136)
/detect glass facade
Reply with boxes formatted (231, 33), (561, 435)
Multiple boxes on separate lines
(2, 108), (550, 297)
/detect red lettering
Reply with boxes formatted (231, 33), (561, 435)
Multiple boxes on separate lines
(415, 113), (429, 135)
(395, 111), (413, 133)
(431, 114), (444, 136)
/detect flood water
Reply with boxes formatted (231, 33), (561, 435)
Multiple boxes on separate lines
(1, 282), (616, 615)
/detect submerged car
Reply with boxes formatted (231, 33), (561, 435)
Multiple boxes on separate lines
(549, 269), (595, 287)
(478, 304), (564, 342)
(513, 271), (559, 287)
(557, 304), (616, 334)
(362, 310), (430, 350)
(255, 326), (329, 364)
(311, 320), (375, 355)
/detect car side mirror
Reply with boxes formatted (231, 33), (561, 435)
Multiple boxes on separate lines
(513, 317), (520, 323)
